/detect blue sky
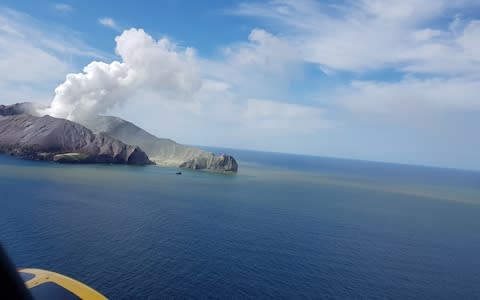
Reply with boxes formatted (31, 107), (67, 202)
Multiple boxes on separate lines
(1, 1), (480, 170)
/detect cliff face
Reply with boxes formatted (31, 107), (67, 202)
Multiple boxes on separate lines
(180, 154), (238, 172)
(84, 115), (239, 172)
(0, 114), (152, 165)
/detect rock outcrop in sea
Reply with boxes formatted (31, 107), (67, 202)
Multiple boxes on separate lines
(180, 154), (238, 172)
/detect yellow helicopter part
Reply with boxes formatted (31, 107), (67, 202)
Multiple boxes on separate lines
(19, 268), (107, 300)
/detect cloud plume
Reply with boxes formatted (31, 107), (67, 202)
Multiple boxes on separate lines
(46, 28), (201, 121)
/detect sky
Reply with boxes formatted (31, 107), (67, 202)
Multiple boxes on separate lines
(0, 0), (479, 170)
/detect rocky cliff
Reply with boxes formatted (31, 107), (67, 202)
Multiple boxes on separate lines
(0, 114), (152, 165)
(180, 154), (238, 172)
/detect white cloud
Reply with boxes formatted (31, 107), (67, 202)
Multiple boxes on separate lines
(52, 3), (73, 14)
(340, 77), (480, 124)
(192, 80), (330, 136)
(230, 0), (480, 122)
(47, 28), (202, 120)
(222, 28), (300, 75)
(0, 34), (68, 83)
(0, 8), (103, 58)
(0, 8), (102, 104)
(232, 0), (480, 75)
(458, 20), (480, 60)
(98, 17), (120, 31)
(198, 27), (306, 105)
(243, 99), (329, 133)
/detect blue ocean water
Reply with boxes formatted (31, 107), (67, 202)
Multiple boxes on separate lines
(1, 149), (480, 299)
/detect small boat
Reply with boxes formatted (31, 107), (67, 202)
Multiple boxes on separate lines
(176, 171), (182, 175)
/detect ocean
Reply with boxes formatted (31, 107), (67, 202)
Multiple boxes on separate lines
(1, 149), (480, 299)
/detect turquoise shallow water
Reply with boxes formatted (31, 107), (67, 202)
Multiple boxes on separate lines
(1, 150), (480, 299)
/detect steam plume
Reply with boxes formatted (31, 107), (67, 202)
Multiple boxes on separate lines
(45, 28), (201, 121)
